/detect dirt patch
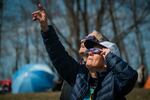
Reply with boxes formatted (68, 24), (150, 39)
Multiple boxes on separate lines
(0, 88), (150, 100)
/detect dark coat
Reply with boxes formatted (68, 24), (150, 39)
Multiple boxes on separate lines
(41, 25), (138, 100)
(60, 80), (72, 100)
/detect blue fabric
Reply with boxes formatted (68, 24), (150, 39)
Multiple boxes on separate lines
(12, 64), (54, 93)
(18, 71), (53, 93)
(41, 25), (138, 100)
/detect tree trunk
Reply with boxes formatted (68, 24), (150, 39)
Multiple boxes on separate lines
(131, 0), (146, 66)
(108, 0), (129, 62)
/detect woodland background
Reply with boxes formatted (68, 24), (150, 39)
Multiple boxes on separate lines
(0, 0), (150, 80)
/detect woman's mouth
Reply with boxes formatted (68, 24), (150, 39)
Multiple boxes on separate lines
(88, 58), (93, 61)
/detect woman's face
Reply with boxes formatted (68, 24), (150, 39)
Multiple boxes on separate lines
(79, 42), (87, 56)
(86, 47), (105, 71)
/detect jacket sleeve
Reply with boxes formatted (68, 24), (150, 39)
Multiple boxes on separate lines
(41, 25), (80, 86)
(105, 52), (138, 96)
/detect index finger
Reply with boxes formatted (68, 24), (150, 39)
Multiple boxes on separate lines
(37, 1), (43, 10)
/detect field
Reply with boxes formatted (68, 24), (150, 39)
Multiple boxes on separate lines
(0, 88), (150, 100)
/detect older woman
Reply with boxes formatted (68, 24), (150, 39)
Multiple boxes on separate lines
(32, 6), (137, 100)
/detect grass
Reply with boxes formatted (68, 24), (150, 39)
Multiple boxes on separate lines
(0, 92), (61, 100)
(0, 88), (150, 100)
(126, 88), (150, 100)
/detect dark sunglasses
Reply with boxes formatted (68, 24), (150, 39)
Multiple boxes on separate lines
(88, 48), (102, 54)
(84, 36), (99, 43)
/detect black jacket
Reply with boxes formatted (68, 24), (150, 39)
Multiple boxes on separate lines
(41, 25), (138, 100)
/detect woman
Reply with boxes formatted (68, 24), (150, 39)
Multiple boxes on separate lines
(32, 6), (137, 100)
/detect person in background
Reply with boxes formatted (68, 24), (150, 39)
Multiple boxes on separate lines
(32, 6), (137, 100)
(60, 38), (87, 100)
(60, 31), (108, 100)
(137, 64), (148, 88)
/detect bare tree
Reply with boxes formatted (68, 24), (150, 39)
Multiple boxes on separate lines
(131, 0), (146, 66)
(95, 0), (105, 32)
(107, 0), (129, 62)
(2, 0), (150, 79)
(0, 0), (3, 79)
(0, 0), (3, 66)
(111, 0), (150, 67)
(20, 4), (31, 64)
(63, 0), (81, 59)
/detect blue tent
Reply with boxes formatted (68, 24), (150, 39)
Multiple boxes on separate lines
(12, 64), (54, 93)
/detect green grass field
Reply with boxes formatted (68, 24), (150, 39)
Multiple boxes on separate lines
(0, 88), (150, 100)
